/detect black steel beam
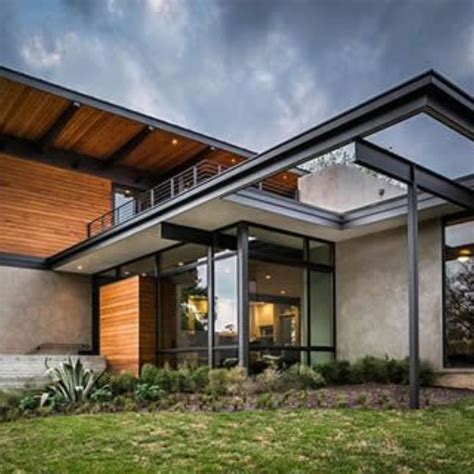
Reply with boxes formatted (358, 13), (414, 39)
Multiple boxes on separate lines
(105, 125), (154, 167)
(207, 245), (215, 367)
(39, 101), (81, 149)
(0, 133), (154, 190)
(0, 252), (48, 269)
(160, 222), (237, 249)
(354, 139), (474, 211)
(407, 170), (420, 409)
(237, 222), (249, 369)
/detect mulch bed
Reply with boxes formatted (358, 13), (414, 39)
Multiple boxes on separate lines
(157, 384), (474, 412)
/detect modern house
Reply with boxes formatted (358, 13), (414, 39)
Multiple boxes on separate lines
(0, 67), (472, 405)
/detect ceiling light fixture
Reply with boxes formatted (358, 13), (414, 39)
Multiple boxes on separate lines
(457, 249), (471, 263)
(265, 274), (271, 280)
(280, 289), (286, 295)
(171, 138), (178, 145)
(178, 261), (184, 267)
(77, 265), (83, 271)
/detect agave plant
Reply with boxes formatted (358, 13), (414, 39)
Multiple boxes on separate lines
(41, 357), (103, 407)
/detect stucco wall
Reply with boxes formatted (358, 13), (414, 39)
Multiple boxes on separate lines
(336, 218), (443, 369)
(0, 266), (92, 354)
(298, 164), (405, 212)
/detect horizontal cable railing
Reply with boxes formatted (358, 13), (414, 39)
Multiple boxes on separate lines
(87, 160), (297, 237)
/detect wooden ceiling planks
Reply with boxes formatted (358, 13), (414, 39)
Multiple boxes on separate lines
(121, 129), (209, 173)
(52, 105), (144, 159)
(0, 77), (69, 140)
(0, 74), (255, 179)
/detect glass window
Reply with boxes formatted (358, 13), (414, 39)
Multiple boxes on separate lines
(249, 348), (305, 373)
(249, 260), (304, 349)
(160, 244), (208, 272)
(310, 351), (334, 366)
(119, 256), (156, 278)
(159, 351), (208, 368)
(249, 226), (304, 261)
(160, 265), (208, 351)
(214, 349), (238, 368)
(444, 216), (474, 367)
(214, 256), (238, 346)
(113, 185), (139, 224)
(309, 240), (332, 266)
(309, 271), (334, 347)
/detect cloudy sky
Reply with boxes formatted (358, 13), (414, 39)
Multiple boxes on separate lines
(0, 0), (473, 177)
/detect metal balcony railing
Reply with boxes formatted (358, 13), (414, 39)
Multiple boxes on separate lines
(87, 160), (297, 238)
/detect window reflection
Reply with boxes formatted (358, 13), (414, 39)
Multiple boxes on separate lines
(160, 265), (208, 351)
(214, 256), (238, 346)
(444, 216), (474, 367)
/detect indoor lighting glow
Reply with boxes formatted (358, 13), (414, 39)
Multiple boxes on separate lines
(77, 265), (83, 270)
(178, 261), (184, 267)
(124, 271), (130, 276)
(282, 174), (288, 180)
(231, 158), (237, 163)
(457, 249), (471, 263)
(265, 274), (271, 280)
(280, 289), (286, 295)
(171, 138), (179, 145)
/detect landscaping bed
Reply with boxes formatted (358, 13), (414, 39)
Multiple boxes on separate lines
(1, 356), (473, 422)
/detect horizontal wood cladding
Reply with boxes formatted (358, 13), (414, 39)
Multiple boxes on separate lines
(0, 154), (112, 257)
(99, 276), (157, 375)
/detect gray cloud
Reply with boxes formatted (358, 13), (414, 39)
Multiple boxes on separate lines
(0, 0), (472, 176)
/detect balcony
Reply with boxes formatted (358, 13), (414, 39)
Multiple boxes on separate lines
(87, 160), (297, 237)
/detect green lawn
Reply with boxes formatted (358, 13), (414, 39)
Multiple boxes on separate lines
(1, 402), (474, 473)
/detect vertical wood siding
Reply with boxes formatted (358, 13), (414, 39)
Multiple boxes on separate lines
(99, 276), (156, 375)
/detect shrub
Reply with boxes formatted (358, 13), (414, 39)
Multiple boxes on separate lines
(314, 360), (352, 385)
(227, 367), (250, 397)
(282, 365), (326, 390)
(355, 393), (368, 406)
(134, 383), (164, 402)
(191, 366), (210, 392)
(351, 356), (389, 384)
(110, 372), (137, 395)
(19, 395), (37, 411)
(207, 369), (230, 397)
(140, 364), (159, 385)
(41, 357), (103, 407)
(254, 367), (283, 393)
(90, 385), (113, 403)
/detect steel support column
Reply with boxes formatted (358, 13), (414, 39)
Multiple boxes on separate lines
(237, 222), (249, 368)
(207, 245), (215, 368)
(407, 167), (420, 409)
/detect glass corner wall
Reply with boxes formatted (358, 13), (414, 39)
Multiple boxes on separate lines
(94, 222), (335, 371)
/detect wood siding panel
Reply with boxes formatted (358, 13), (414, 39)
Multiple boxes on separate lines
(0, 154), (112, 257)
(100, 276), (156, 375)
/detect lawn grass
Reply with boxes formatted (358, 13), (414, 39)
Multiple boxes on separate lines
(1, 401), (474, 473)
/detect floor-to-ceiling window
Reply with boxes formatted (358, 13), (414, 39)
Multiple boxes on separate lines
(247, 225), (334, 372)
(159, 244), (209, 367)
(444, 215), (474, 367)
(93, 222), (335, 370)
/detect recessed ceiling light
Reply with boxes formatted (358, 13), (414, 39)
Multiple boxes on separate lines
(141, 273), (147, 277)
(77, 265), (83, 270)
(282, 175), (288, 180)
(171, 138), (179, 145)
(124, 271), (130, 276)
(231, 158), (237, 164)
(265, 274), (271, 280)
(280, 289), (286, 295)
(457, 249), (471, 263)
(178, 261), (184, 267)
(124, 189), (131, 195)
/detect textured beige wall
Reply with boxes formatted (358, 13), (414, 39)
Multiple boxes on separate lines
(336, 218), (443, 369)
(0, 267), (92, 354)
